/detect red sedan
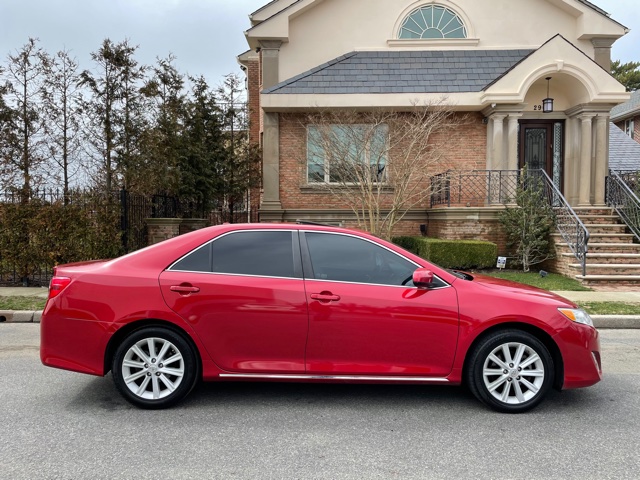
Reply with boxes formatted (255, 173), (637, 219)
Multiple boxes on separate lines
(40, 223), (601, 412)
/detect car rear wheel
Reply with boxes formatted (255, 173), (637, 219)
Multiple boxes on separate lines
(112, 327), (198, 409)
(467, 330), (554, 413)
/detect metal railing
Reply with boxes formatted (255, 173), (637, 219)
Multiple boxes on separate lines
(606, 170), (640, 242)
(430, 169), (589, 276)
(534, 170), (589, 277)
(430, 170), (519, 207)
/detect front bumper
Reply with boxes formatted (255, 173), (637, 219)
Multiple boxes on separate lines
(554, 322), (602, 390)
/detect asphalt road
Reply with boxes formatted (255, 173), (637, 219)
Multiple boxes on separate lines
(1, 324), (639, 480)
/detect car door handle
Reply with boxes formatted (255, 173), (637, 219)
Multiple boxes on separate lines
(170, 284), (200, 294)
(310, 292), (340, 302)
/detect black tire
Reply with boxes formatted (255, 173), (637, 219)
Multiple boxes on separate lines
(112, 326), (199, 409)
(466, 329), (554, 413)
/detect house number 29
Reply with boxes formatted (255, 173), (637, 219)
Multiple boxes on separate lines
(533, 105), (544, 111)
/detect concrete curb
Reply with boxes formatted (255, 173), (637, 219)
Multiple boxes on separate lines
(0, 310), (38, 323)
(592, 315), (640, 329)
(1, 311), (640, 329)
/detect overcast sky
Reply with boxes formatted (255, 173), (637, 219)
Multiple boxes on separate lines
(0, 0), (637, 88)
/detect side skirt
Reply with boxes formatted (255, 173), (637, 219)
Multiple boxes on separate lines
(219, 373), (449, 383)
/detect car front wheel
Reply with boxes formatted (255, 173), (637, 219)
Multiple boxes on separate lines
(467, 330), (554, 413)
(112, 327), (198, 409)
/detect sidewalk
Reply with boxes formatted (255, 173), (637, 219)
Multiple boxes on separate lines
(1, 287), (639, 328)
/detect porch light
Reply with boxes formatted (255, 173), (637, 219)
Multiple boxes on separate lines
(543, 77), (554, 113)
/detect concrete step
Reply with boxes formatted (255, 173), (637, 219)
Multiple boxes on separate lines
(577, 215), (623, 225)
(569, 264), (640, 276)
(555, 243), (640, 254)
(561, 253), (640, 264)
(575, 275), (640, 286)
(582, 233), (635, 243)
(557, 223), (628, 234)
(572, 207), (615, 216)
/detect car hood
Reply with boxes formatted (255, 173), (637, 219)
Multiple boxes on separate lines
(464, 272), (577, 307)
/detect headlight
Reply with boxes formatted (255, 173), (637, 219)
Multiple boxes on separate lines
(558, 308), (594, 327)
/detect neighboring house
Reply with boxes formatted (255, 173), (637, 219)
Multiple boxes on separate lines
(609, 120), (640, 172)
(611, 89), (640, 143)
(238, 0), (630, 242)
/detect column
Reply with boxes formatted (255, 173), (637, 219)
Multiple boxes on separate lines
(594, 115), (609, 206)
(591, 38), (615, 73)
(578, 114), (595, 206)
(259, 40), (282, 90)
(491, 115), (507, 170)
(507, 114), (522, 171)
(261, 112), (283, 212)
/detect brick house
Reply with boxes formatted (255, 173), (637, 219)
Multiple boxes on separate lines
(238, 0), (630, 249)
(612, 90), (640, 143)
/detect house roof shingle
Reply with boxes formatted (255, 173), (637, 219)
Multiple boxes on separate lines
(611, 90), (640, 121)
(609, 122), (640, 172)
(263, 50), (535, 95)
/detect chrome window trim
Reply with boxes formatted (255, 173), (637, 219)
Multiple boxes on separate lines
(167, 228), (451, 290)
(167, 269), (306, 282)
(219, 373), (449, 382)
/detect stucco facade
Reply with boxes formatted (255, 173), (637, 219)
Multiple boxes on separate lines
(239, 0), (630, 238)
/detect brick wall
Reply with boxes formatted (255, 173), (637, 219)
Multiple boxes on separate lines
(245, 57), (264, 218)
(278, 112), (487, 211)
(247, 58), (261, 145)
(429, 218), (507, 254)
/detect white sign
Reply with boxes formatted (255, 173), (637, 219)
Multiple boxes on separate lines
(497, 257), (507, 269)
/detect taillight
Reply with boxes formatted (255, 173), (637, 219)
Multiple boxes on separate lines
(49, 277), (71, 299)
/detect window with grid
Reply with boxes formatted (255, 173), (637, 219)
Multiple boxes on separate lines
(398, 5), (467, 39)
(307, 124), (388, 184)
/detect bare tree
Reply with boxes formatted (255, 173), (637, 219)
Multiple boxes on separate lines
(215, 73), (261, 222)
(303, 101), (464, 240)
(79, 39), (141, 192)
(1, 38), (48, 199)
(137, 55), (186, 194)
(41, 48), (83, 198)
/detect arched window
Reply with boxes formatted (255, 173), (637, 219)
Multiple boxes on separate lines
(398, 5), (467, 39)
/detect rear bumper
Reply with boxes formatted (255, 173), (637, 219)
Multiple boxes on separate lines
(40, 308), (111, 376)
(554, 323), (602, 390)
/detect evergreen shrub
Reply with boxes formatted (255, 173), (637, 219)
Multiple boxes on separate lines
(393, 236), (497, 269)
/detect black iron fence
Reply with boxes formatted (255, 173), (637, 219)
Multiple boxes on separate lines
(430, 170), (519, 207)
(606, 170), (640, 243)
(0, 188), (259, 286)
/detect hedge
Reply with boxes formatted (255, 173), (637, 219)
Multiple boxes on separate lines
(393, 236), (497, 270)
(0, 199), (122, 282)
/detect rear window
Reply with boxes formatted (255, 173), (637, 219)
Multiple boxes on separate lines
(170, 231), (298, 279)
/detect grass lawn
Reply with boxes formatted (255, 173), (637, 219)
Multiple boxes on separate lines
(575, 302), (640, 315)
(475, 269), (592, 291)
(0, 296), (47, 311)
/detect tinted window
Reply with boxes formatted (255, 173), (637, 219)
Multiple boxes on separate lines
(171, 243), (211, 272)
(211, 231), (298, 278)
(305, 233), (417, 286)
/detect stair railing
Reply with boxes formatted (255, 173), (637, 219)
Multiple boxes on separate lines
(606, 170), (640, 243)
(528, 170), (590, 277)
(429, 168), (589, 276)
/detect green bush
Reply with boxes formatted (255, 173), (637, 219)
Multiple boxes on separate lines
(0, 196), (122, 283)
(393, 236), (497, 270)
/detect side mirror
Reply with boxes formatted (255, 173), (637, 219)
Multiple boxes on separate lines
(413, 268), (434, 289)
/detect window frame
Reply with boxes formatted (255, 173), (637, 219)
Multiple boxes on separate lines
(625, 119), (635, 140)
(299, 231), (450, 289)
(306, 124), (389, 185)
(397, 5), (468, 40)
(167, 229), (304, 280)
